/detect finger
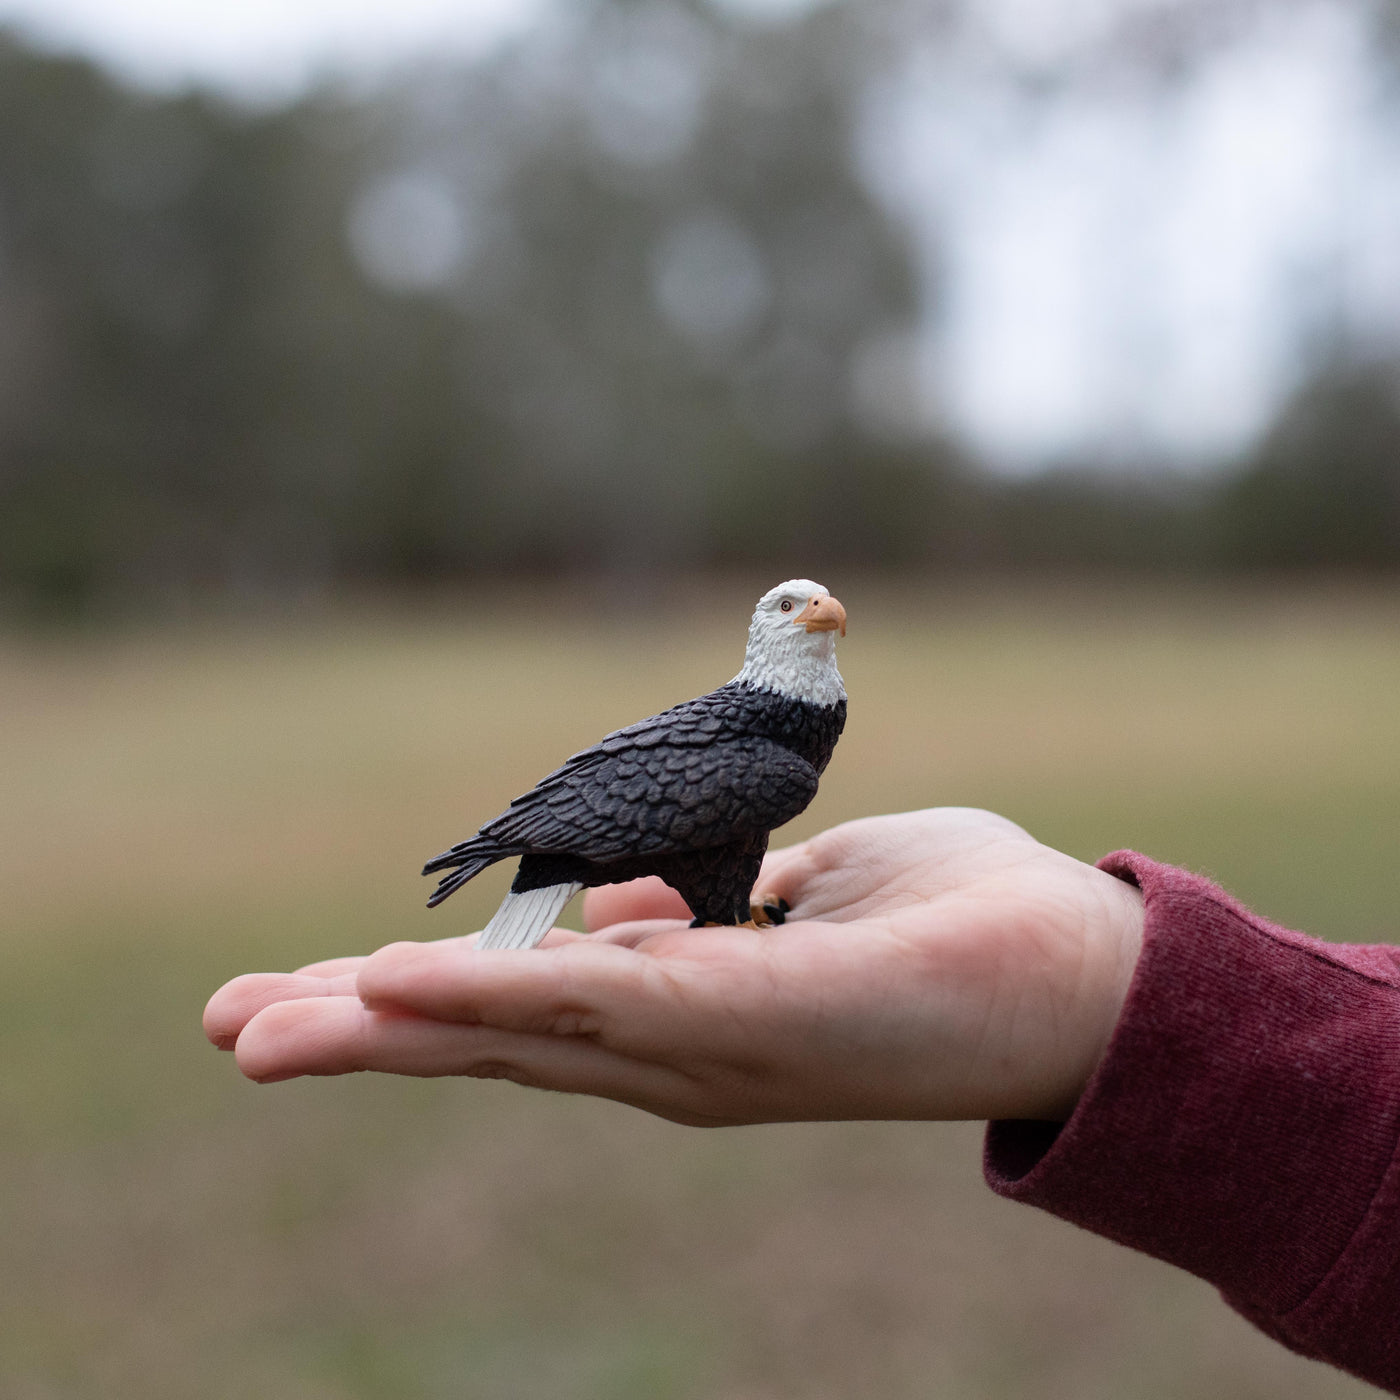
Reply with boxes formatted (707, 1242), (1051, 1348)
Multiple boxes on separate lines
(295, 956), (368, 977)
(296, 927), (589, 982)
(586, 917), (691, 949)
(536, 926), (592, 948)
(233, 996), (708, 1119)
(584, 878), (689, 930)
(294, 930), (485, 977)
(749, 839), (818, 913)
(203, 971), (359, 1049)
(355, 936), (683, 1041)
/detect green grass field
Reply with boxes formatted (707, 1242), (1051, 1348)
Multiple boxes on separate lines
(4, 581), (1397, 1399)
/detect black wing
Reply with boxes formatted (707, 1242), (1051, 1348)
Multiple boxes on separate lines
(476, 698), (819, 863)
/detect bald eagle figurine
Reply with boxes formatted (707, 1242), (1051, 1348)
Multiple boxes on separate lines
(422, 579), (847, 949)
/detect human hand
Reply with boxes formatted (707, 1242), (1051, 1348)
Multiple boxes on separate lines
(205, 809), (1143, 1125)
(210, 812), (1148, 1125)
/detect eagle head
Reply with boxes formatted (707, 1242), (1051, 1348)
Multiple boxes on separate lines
(736, 579), (847, 707)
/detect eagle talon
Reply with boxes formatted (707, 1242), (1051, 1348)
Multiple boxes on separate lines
(751, 893), (790, 927)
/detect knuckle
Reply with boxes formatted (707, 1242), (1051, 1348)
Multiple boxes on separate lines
(468, 1060), (532, 1086)
(548, 1007), (604, 1037)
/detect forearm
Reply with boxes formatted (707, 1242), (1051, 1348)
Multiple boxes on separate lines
(985, 854), (1400, 1393)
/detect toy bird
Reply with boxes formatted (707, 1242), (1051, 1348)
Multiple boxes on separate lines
(422, 579), (847, 949)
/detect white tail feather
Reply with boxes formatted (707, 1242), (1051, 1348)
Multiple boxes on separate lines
(476, 883), (582, 951)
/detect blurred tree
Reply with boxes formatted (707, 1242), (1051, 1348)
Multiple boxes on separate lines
(5, 2), (1400, 616)
(991, 470), (1214, 573)
(0, 4), (951, 614)
(376, 0), (935, 575)
(0, 34), (470, 610)
(1221, 361), (1400, 568)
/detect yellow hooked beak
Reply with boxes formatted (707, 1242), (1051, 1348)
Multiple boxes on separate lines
(792, 594), (847, 637)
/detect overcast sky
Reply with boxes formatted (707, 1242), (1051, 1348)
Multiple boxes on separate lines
(869, 0), (1400, 469)
(2, 0), (1394, 471)
(0, 0), (550, 100)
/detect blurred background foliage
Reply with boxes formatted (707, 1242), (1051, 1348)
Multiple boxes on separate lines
(2, 0), (1399, 619)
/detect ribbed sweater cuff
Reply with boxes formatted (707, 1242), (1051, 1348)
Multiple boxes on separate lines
(984, 852), (1400, 1389)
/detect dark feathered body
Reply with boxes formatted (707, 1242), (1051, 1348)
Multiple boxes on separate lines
(423, 680), (846, 924)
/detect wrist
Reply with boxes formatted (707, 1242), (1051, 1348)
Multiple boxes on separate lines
(1046, 866), (1146, 1119)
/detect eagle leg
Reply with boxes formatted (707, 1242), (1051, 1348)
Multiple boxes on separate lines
(688, 918), (773, 930)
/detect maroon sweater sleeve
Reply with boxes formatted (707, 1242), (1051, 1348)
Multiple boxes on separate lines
(984, 852), (1400, 1393)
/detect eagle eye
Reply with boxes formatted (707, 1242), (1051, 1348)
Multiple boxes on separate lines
(780, 600), (793, 612)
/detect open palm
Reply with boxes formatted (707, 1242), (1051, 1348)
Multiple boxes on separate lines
(204, 808), (1143, 1124)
